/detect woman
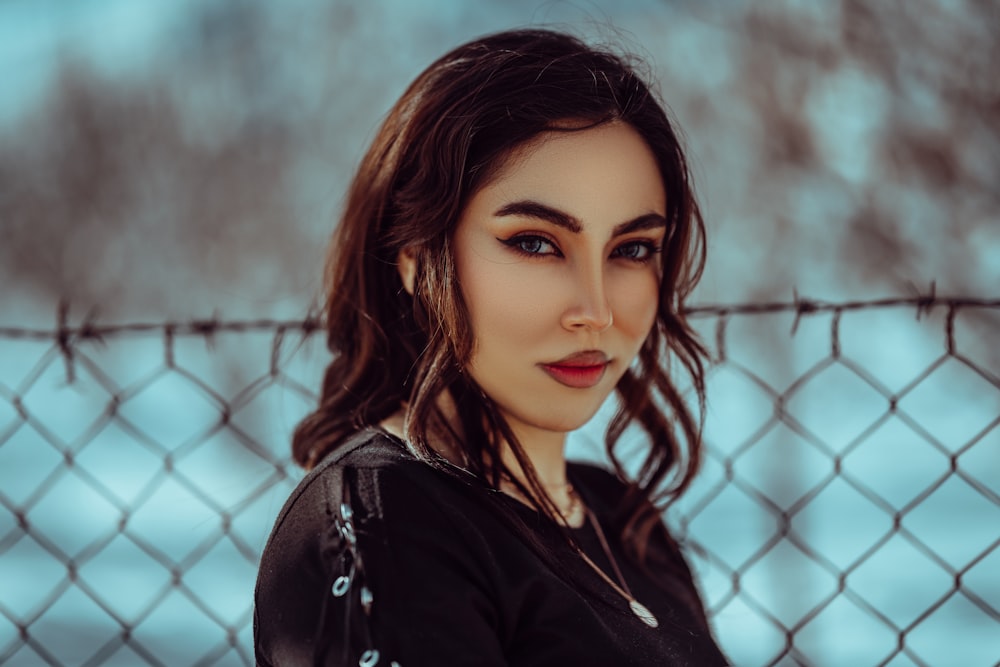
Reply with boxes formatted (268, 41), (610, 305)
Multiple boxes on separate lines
(255, 28), (729, 666)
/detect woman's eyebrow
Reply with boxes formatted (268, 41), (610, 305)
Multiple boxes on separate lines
(494, 199), (667, 237)
(494, 200), (581, 233)
(612, 214), (668, 236)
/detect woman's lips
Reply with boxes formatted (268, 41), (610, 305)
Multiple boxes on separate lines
(539, 351), (610, 389)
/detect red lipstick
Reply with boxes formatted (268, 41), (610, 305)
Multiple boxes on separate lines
(539, 351), (610, 389)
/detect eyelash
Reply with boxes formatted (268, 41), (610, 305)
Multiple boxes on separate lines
(498, 234), (661, 263)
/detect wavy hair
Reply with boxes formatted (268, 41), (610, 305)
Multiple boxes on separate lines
(293, 28), (708, 569)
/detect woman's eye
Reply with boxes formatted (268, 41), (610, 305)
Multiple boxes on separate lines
(613, 240), (658, 262)
(500, 235), (560, 257)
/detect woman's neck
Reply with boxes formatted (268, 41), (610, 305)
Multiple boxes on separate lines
(382, 406), (579, 524)
(500, 425), (568, 488)
(498, 424), (583, 526)
(378, 396), (467, 466)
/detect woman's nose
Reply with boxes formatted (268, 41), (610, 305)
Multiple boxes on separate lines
(560, 265), (614, 332)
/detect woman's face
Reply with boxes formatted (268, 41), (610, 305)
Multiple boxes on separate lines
(454, 122), (667, 443)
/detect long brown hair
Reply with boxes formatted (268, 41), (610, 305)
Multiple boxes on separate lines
(293, 28), (708, 567)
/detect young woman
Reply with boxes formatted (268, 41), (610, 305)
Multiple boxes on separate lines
(255, 28), (729, 666)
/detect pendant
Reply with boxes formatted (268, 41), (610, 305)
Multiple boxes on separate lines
(629, 599), (659, 628)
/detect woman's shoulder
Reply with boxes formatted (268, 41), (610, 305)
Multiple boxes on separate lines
(307, 427), (419, 476)
(255, 432), (507, 666)
(268, 428), (477, 538)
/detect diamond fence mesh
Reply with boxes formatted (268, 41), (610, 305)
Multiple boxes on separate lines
(0, 297), (998, 666)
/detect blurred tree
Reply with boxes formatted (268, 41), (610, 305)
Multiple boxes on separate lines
(686, 0), (999, 300)
(0, 0), (996, 323)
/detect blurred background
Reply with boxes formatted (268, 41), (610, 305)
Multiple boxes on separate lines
(1, 0), (998, 665)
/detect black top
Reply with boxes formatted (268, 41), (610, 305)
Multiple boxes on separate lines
(254, 430), (728, 666)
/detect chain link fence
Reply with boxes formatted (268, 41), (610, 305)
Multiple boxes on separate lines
(1, 297), (998, 666)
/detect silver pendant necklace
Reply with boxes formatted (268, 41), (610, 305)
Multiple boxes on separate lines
(578, 496), (659, 628)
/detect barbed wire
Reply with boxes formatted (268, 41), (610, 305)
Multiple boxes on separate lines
(4, 291), (998, 343)
(2, 292), (996, 386)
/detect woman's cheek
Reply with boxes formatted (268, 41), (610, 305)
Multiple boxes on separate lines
(467, 262), (561, 335)
(612, 272), (660, 337)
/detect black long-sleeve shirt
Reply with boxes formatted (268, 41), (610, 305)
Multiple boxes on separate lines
(254, 430), (728, 666)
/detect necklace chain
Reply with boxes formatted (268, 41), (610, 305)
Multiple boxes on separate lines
(575, 490), (660, 628)
(500, 475), (582, 525)
(559, 484), (582, 524)
(498, 477), (659, 628)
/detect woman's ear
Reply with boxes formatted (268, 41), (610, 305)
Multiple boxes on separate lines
(397, 247), (417, 295)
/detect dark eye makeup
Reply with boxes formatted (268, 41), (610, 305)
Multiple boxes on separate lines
(498, 234), (662, 263)
(498, 234), (562, 257)
(611, 240), (661, 261)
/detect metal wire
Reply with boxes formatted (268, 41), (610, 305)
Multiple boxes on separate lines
(1, 296), (998, 666)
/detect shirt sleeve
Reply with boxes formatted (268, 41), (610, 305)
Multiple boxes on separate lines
(347, 466), (508, 667)
(256, 461), (509, 667)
